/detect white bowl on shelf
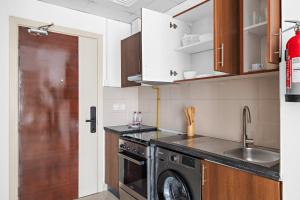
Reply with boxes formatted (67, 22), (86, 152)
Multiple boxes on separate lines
(183, 71), (198, 79)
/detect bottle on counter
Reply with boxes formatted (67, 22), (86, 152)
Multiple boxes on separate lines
(137, 111), (142, 126)
(132, 111), (138, 127)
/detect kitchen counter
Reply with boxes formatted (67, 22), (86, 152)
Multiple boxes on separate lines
(151, 134), (280, 181)
(104, 125), (157, 135)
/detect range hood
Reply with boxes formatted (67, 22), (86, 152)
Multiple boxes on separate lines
(127, 74), (171, 85)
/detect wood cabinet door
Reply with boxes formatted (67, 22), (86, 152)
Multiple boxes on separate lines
(214, 0), (240, 74)
(121, 32), (141, 87)
(202, 160), (281, 200)
(105, 132), (119, 195)
(142, 8), (190, 82)
(268, 0), (281, 64)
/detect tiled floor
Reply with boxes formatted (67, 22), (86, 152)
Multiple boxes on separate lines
(78, 191), (118, 200)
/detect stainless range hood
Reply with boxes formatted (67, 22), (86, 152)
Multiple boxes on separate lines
(127, 74), (172, 85)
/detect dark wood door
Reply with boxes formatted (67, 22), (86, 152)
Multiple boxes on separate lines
(268, 0), (281, 64)
(121, 32), (141, 87)
(201, 160), (281, 200)
(105, 132), (120, 195)
(19, 26), (79, 200)
(214, 0), (240, 74)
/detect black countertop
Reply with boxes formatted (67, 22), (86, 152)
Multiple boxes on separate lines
(150, 134), (280, 181)
(104, 125), (157, 135)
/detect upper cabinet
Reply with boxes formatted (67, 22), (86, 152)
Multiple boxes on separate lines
(141, 0), (240, 83)
(120, 0), (281, 86)
(214, 0), (240, 74)
(240, 0), (281, 74)
(121, 32), (141, 87)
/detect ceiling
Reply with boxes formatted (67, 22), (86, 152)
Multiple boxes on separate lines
(39, 0), (188, 23)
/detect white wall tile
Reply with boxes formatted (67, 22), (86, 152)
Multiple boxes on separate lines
(103, 86), (139, 126)
(139, 75), (280, 149)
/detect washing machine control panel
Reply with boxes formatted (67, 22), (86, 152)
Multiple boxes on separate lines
(170, 155), (179, 162)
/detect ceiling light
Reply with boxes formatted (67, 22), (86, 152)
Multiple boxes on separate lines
(108, 0), (139, 7)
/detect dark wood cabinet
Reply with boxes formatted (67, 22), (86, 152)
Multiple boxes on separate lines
(267, 0), (281, 64)
(105, 132), (120, 196)
(201, 160), (281, 200)
(121, 32), (141, 87)
(214, 0), (240, 74)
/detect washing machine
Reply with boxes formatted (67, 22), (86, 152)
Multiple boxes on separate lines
(155, 147), (201, 200)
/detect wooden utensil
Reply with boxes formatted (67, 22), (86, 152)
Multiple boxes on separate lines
(185, 106), (196, 137)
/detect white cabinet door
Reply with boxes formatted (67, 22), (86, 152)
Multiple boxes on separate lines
(142, 8), (190, 82)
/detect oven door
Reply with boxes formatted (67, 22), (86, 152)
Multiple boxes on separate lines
(118, 151), (147, 200)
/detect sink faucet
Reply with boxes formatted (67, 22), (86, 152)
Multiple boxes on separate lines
(242, 106), (254, 148)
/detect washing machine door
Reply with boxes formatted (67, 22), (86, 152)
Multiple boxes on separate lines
(157, 170), (191, 200)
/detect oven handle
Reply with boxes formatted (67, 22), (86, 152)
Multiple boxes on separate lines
(118, 152), (145, 166)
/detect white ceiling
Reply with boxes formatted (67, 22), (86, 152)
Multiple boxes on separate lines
(39, 0), (188, 23)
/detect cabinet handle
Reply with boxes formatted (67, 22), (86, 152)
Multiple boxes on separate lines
(218, 43), (224, 68)
(170, 70), (178, 76)
(202, 165), (206, 186)
(170, 22), (178, 29)
(273, 28), (282, 59)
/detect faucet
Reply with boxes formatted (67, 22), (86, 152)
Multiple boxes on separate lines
(242, 106), (254, 148)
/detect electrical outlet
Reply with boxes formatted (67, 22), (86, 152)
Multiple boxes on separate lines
(112, 104), (120, 111)
(120, 104), (126, 111)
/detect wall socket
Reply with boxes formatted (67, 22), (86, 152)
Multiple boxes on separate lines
(112, 103), (126, 111)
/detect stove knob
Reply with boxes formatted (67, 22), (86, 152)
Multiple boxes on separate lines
(170, 155), (178, 162)
(133, 149), (137, 152)
(120, 144), (125, 149)
(127, 147), (130, 151)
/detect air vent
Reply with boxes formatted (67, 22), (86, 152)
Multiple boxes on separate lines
(109, 0), (138, 7)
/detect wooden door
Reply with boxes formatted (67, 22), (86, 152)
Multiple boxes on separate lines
(141, 8), (190, 82)
(268, 0), (281, 64)
(19, 26), (78, 200)
(214, 0), (240, 74)
(201, 160), (281, 200)
(105, 132), (120, 195)
(121, 32), (141, 87)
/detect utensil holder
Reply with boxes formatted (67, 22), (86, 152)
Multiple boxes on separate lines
(187, 123), (195, 137)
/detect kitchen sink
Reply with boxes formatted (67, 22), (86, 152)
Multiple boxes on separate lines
(224, 147), (280, 166)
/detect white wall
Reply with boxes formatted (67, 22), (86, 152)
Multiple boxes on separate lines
(281, 0), (300, 199)
(104, 19), (131, 87)
(0, 0), (129, 199)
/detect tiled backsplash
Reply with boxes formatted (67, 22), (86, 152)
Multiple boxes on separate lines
(138, 75), (280, 149)
(103, 87), (139, 126)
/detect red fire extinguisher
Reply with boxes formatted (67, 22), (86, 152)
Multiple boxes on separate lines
(285, 20), (300, 102)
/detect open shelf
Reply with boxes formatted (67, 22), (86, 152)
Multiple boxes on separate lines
(244, 21), (267, 36)
(175, 39), (214, 54)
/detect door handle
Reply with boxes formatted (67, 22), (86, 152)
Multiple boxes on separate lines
(86, 106), (96, 133)
(218, 43), (224, 68)
(273, 28), (282, 59)
(118, 153), (145, 166)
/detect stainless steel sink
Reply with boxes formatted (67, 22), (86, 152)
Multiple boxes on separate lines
(224, 147), (280, 167)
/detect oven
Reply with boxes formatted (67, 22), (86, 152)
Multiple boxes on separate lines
(118, 139), (149, 200)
